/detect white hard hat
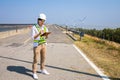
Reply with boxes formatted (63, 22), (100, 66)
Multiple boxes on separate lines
(38, 13), (46, 20)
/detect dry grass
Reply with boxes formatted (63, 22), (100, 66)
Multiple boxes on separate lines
(74, 34), (120, 80)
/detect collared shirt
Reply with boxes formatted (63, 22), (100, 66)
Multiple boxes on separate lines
(31, 24), (48, 47)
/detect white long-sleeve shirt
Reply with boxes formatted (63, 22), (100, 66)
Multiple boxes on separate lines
(31, 24), (48, 47)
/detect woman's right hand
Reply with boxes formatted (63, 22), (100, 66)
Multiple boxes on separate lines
(39, 31), (41, 35)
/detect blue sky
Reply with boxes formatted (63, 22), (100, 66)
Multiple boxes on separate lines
(0, 0), (120, 29)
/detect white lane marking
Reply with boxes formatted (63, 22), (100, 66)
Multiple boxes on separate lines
(55, 26), (58, 29)
(23, 37), (31, 44)
(73, 44), (110, 80)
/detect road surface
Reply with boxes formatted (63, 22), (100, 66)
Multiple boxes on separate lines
(0, 25), (107, 80)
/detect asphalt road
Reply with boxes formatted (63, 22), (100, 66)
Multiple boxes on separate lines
(0, 25), (105, 80)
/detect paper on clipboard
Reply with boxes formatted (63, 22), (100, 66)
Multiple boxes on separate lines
(41, 32), (51, 36)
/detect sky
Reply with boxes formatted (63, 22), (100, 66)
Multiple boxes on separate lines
(0, 0), (120, 29)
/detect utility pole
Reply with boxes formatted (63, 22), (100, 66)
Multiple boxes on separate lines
(66, 26), (68, 34)
(16, 26), (18, 33)
(76, 16), (87, 41)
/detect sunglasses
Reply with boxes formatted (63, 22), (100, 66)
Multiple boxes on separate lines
(38, 18), (45, 22)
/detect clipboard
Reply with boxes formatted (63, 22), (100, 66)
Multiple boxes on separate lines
(41, 32), (51, 36)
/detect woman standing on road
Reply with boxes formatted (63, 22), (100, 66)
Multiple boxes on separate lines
(31, 13), (50, 80)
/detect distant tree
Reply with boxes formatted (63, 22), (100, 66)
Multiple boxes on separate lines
(113, 28), (120, 43)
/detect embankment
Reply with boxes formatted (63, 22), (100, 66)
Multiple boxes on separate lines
(0, 27), (31, 39)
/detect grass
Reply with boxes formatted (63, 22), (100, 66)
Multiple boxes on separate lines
(74, 34), (120, 80)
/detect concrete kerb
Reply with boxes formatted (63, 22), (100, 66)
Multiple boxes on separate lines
(66, 33), (77, 41)
(73, 44), (110, 80)
(0, 27), (30, 39)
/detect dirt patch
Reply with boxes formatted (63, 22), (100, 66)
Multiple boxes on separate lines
(6, 43), (23, 47)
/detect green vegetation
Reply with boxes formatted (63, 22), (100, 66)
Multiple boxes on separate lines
(76, 28), (120, 43)
(74, 34), (120, 80)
